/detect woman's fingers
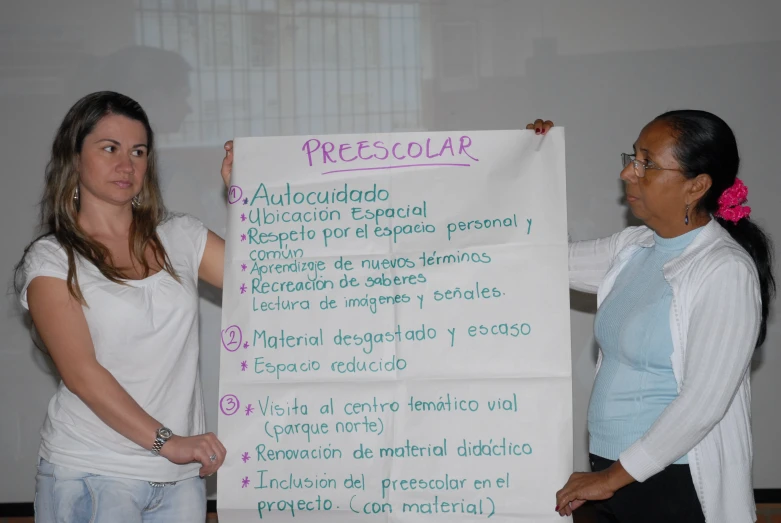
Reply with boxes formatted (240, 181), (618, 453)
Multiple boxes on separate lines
(194, 433), (227, 477)
(161, 433), (227, 477)
(221, 140), (234, 187)
(210, 434), (227, 471)
(555, 471), (615, 516)
(216, 438), (228, 463)
(555, 473), (586, 516)
(208, 433), (227, 475)
(525, 119), (555, 134)
(197, 441), (216, 476)
(555, 484), (572, 516)
(559, 500), (585, 517)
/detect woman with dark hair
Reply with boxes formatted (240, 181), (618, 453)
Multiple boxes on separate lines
(15, 91), (234, 522)
(529, 112), (774, 522)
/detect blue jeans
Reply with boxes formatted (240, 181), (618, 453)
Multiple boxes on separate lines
(35, 458), (206, 523)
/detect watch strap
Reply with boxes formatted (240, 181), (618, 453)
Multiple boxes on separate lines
(151, 427), (172, 456)
(151, 437), (165, 456)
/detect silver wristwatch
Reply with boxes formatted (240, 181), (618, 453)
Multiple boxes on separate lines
(151, 427), (173, 456)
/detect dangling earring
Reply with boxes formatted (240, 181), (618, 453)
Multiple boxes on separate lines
(73, 185), (80, 201)
(131, 194), (141, 209)
(684, 203), (690, 226)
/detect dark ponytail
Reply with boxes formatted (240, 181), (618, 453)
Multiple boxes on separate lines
(656, 109), (775, 347)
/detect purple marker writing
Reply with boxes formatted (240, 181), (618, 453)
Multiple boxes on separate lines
(228, 185), (243, 205)
(219, 395), (240, 416)
(301, 135), (480, 175)
(221, 325), (243, 352)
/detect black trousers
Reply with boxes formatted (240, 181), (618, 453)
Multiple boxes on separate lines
(589, 454), (705, 523)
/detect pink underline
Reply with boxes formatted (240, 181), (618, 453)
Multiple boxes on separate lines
(321, 163), (471, 175)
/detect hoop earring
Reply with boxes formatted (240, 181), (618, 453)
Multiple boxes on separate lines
(73, 185), (79, 201)
(684, 203), (690, 226)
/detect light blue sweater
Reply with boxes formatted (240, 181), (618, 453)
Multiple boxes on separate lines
(588, 227), (704, 464)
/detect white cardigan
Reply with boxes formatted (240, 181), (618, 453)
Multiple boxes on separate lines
(569, 219), (759, 523)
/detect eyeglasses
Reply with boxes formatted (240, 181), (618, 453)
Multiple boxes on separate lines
(621, 153), (683, 178)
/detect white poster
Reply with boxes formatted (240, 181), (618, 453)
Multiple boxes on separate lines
(217, 129), (572, 522)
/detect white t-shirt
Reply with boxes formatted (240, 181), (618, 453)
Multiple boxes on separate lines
(20, 214), (208, 482)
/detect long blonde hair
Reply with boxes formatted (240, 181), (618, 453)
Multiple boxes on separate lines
(16, 91), (179, 304)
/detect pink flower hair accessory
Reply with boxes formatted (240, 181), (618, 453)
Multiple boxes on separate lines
(715, 178), (751, 224)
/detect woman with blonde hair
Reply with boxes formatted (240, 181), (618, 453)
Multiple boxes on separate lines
(16, 91), (234, 522)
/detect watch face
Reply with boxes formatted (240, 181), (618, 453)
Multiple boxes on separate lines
(158, 427), (173, 439)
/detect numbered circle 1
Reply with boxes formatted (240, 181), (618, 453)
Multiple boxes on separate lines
(221, 325), (243, 352)
(227, 185), (243, 205)
(220, 394), (240, 416)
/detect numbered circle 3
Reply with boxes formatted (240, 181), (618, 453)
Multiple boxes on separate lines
(220, 394), (240, 416)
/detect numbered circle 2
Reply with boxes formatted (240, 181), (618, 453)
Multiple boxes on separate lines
(220, 394), (241, 416)
(221, 325), (243, 352)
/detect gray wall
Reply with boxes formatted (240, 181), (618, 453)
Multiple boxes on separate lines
(2, 0), (779, 502)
